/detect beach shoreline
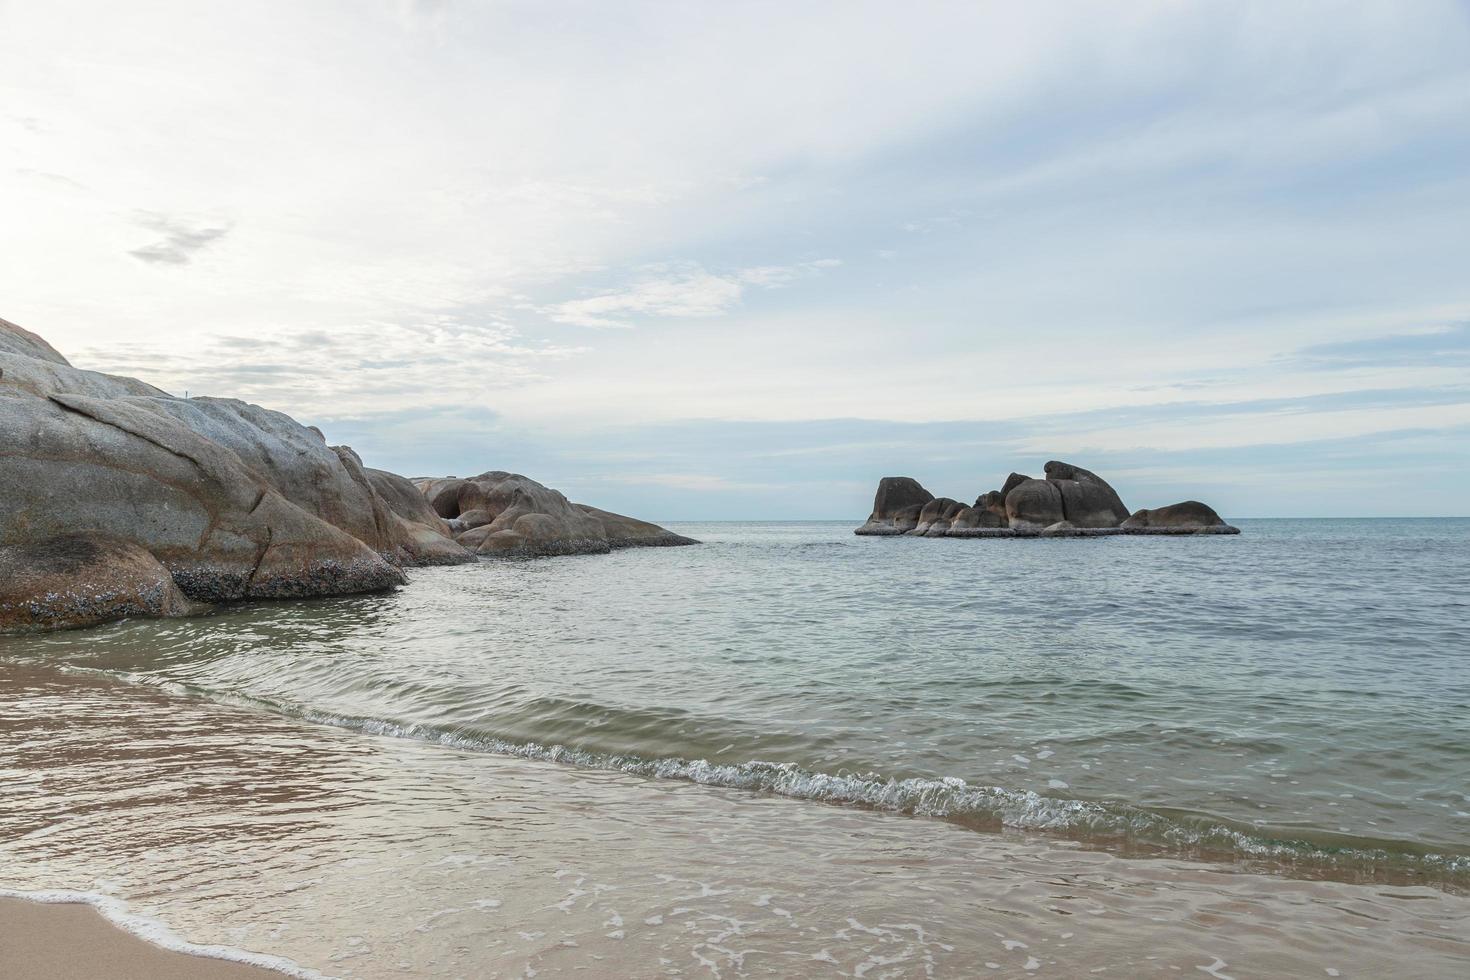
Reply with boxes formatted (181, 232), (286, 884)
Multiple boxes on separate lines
(3, 659), (1467, 978)
(0, 897), (292, 980)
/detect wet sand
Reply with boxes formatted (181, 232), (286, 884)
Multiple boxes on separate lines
(0, 898), (282, 979)
(2, 663), (1467, 978)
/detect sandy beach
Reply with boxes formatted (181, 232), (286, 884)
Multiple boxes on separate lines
(0, 898), (282, 980)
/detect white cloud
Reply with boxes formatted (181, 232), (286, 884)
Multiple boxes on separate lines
(603, 473), (781, 492)
(543, 260), (840, 328)
(2, 0), (1468, 513)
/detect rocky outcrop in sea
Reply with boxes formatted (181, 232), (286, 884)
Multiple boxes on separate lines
(0, 317), (694, 633)
(418, 472), (697, 557)
(855, 461), (1238, 538)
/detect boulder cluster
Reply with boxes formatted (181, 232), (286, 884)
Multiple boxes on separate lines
(1, 317), (694, 633)
(855, 462), (1238, 538)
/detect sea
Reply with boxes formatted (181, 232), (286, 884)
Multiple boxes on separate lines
(2, 519), (1468, 977)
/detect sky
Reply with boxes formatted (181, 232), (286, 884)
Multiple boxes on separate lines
(3, 0), (1468, 519)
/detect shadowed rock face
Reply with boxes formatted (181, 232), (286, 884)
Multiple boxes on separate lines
(1121, 501), (1229, 530)
(364, 467), (471, 566)
(855, 461), (1238, 538)
(1004, 479), (1065, 528)
(413, 471), (698, 557)
(0, 535), (195, 633)
(1042, 460), (1131, 528)
(855, 477), (936, 535)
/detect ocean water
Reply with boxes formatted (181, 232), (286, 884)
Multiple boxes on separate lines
(3, 519), (1469, 976)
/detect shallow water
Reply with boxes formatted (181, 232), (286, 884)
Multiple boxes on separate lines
(3, 665), (1468, 978)
(2, 518), (1469, 975)
(4, 519), (1466, 886)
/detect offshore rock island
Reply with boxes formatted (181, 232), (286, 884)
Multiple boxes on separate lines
(856, 461), (1239, 538)
(0, 317), (695, 634)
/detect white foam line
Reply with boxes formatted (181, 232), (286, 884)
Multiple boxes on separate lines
(45, 669), (1470, 883)
(0, 886), (330, 979)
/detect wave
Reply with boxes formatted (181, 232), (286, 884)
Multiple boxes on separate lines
(0, 886), (325, 978)
(93, 669), (1469, 890)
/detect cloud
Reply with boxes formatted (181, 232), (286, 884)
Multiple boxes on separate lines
(544, 259), (841, 328)
(603, 472), (780, 492)
(128, 213), (231, 265)
(4, 0), (1470, 516)
(15, 168), (87, 190)
(1287, 323), (1470, 369)
(73, 313), (588, 418)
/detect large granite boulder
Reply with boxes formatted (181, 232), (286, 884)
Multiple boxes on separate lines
(1, 316), (697, 632)
(1043, 460), (1130, 528)
(0, 316), (477, 631)
(1121, 501), (1237, 533)
(365, 467), (474, 565)
(413, 471), (697, 557)
(949, 504), (1006, 530)
(576, 504), (700, 549)
(0, 535), (195, 633)
(999, 472), (1031, 498)
(912, 497), (967, 536)
(855, 477), (936, 535)
(1005, 479), (1065, 528)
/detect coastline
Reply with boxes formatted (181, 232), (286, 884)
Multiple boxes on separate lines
(3, 660), (1467, 978)
(0, 896), (298, 980)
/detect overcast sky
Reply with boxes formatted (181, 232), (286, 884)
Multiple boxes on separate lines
(4, 0), (1468, 518)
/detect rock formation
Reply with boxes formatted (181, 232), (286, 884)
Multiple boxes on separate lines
(856, 477), (935, 535)
(856, 460), (1238, 537)
(1120, 500), (1230, 531)
(1, 317), (695, 632)
(416, 471), (698, 557)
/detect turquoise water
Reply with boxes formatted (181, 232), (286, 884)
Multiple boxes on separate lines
(4, 518), (1468, 889)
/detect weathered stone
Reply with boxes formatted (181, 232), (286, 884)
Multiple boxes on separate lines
(974, 490), (1007, 519)
(855, 462), (1234, 540)
(1005, 479), (1065, 528)
(1121, 501), (1235, 532)
(911, 497), (966, 536)
(950, 504), (1006, 530)
(999, 472), (1031, 498)
(0, 535), (195, 633)
(412, 471), (696, 557)
(1044, 460), (1130, 527)
(576, 505), (700, 549)
(1, 316), (696, 634)
(855, 477), (936, 535)
(0, 317), (476, 632)
(945, 526), (1028, 538)
(365, 468), (474, 566)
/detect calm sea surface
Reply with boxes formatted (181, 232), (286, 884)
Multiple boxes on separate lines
(2, 518), (1469, 976)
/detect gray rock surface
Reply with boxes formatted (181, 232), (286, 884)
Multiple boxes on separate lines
(854, 476), (937, 535)
(1005, 479), (1066, 528)
(1043, 460), (1131, 527)
(1121, 500), (1237, 532)
(2, 317), (692, 632)
(412, 471), (697, 557)
(912, 497), (967, 536)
